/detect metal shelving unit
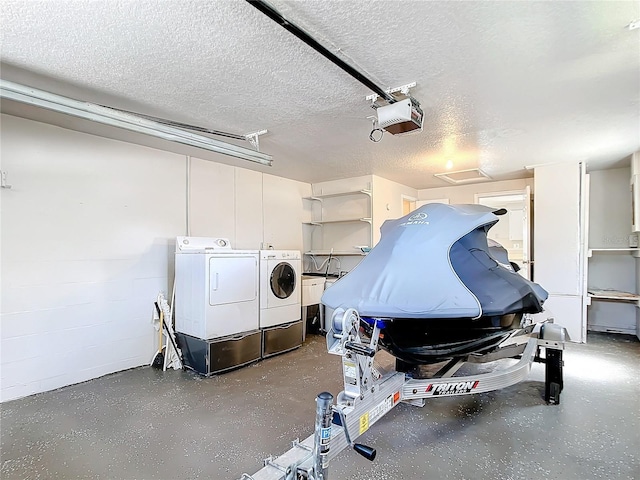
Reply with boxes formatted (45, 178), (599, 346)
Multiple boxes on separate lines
(303, 188), (373, 254)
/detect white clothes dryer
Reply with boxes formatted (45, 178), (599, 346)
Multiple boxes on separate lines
(175, 236), (260, 338)
(174, 237), (261, 375)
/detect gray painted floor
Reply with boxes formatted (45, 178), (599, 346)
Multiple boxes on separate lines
(1, 332), (639, 480)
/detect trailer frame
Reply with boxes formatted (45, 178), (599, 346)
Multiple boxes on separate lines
(240, 308), (566, 480)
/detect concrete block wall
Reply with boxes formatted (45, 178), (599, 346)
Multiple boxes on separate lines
(0, 114), (310, 402)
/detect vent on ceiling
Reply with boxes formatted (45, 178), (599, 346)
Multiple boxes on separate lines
(434, 168), (492, 185)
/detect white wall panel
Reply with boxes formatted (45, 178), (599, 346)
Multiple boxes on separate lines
(234, 168), (263, 249)
(189, 157), (235, 240)
(262, 174), (310, 251)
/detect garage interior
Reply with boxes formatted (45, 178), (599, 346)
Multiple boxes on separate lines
(1, 1), (639, 479)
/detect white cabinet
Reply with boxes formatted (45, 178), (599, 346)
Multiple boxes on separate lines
(303, 189), (373, 255)
(534, 162), (588, 342)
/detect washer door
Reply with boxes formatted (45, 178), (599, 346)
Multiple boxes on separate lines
(270, 262), (296, 299)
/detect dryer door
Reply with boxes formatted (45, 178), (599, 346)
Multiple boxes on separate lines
(209, 256), (257, 305)
(270, 261), (296, 300)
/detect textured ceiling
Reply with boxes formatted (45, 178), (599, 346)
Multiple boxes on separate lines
(1, 0), (639, 188)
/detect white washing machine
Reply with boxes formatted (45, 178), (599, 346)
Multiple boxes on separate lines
(260, 250), (303, 357)
(174, 237), (261, 375)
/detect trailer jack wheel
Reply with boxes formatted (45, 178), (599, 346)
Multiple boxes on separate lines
(544, 349), (563, 405)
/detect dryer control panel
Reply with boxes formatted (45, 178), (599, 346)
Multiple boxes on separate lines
(176, 236), (232, 252)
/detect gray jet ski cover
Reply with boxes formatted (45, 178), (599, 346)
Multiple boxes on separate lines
(321, 203), (548, 319)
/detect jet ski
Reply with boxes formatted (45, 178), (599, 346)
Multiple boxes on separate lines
(321, 203), (548, 364)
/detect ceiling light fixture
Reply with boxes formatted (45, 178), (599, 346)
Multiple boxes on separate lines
(0, 80), (273, 166)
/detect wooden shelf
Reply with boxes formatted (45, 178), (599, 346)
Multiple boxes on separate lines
(588, 289), (640, 307)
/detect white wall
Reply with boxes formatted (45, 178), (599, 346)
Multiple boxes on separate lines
(235, 168), (264, 250)
(418, 178), (534, 204)
(588, 168), (633, 249)
(371, 175), (418, 245)
(189, 159), (235, 239)
(263, 173), (311, 250)
(0, 114), (309, 402)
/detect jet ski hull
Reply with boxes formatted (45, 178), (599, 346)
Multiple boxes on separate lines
(361, 313), (522, 364)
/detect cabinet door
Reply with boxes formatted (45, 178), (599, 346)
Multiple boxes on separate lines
(534, 163), (588, 342)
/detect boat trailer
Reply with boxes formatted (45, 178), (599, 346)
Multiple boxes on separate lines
(240, 308), (566, 480)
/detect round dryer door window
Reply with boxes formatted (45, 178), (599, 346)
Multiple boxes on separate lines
(271, 262), (296, 299)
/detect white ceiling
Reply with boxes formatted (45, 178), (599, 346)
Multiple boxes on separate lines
(1, 0), (639, 189)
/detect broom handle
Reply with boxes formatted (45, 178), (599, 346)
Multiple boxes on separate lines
(154, 302), (163, 351)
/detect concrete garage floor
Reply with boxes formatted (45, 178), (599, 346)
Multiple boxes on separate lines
(1, 332), (639, 480)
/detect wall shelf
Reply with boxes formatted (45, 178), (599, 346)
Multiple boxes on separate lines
(303, 189), (372, 201)
(303, 217), (372, 226)
(303, 187), (373, 254)
(585, 167), (640, 339)
(587, 289), (640, 307)
(587, 248), (640, 258)
(305, 251), (367, 256)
